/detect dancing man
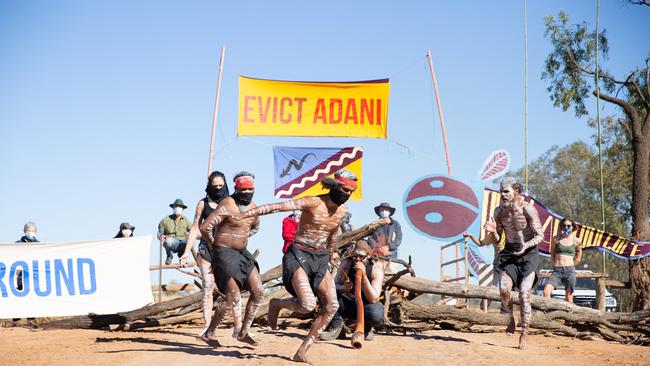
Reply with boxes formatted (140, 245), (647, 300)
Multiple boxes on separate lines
(484, 177), (543, 349)
(199, 172), (262, 346)
(232, 170), (357, 362)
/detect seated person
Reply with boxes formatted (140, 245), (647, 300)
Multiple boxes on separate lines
(323, 239), (384, 341)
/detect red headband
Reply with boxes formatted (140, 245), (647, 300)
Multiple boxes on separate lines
(235, 176), (254, 190)
(335, 176), (357, 189)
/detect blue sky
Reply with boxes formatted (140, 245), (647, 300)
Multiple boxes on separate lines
(1, 1), (648, 284)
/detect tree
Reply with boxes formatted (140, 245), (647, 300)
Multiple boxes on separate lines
(542, 10), (650, 310)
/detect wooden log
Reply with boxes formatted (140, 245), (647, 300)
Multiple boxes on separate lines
(390, 276), (597, 313)
(43, 292), (202, 329)
(151, 283), (197, 292)
(110, 311), (203, 331)
(395, 300), (591, 339)
(150, 262), (196, 271)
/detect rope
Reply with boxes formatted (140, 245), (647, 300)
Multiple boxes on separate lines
(594, 0), (607, 273)
(524, 0), (529, 192)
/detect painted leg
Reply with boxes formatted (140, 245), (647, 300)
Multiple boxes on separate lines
(518, 272), (535, 350)
(201, 278), (239, 348)
(267, 268), (317, 330)
(499, 271), (516, 335)
(238, 267), (263, 346)
(197, 256), (214, 332)
(293, 271), (338, 363)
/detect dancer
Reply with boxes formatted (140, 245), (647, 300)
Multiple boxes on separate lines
(483, 177), (543, 349)
(199, 172), (261, 346)
(179, 170), (230, 335)
(232, 170), (357, 362)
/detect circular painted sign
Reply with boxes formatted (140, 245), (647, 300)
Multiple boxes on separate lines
(403, 175), (480, 240)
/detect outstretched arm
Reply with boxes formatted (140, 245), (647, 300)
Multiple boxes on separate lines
(234, 197), (316, 220)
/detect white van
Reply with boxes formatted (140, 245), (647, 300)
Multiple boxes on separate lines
(534, 269), (618, 312)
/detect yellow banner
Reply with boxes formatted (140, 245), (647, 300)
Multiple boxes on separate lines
(238, 76), (389, 138)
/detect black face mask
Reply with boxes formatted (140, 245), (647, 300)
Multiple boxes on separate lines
(232, 191), (254, 206)
(329, 189), (351, 206)
(206, 184), (229, 203)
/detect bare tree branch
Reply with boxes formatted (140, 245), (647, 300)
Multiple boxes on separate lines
(628, 0), (650, 7)
(595, 91), (642, 136)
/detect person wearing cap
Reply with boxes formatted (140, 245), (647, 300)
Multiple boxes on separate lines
(367, 202), (402, 259)
(199, 172), (261, 347)
(114, 222), (135, 238)
(14, 221), (40, 327)
(157, 199), (192, 265)
(231, 169), (357, 363)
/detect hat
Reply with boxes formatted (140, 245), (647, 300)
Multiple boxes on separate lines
(119, 222), (135, 231)
(374, 202), (396, 216)
(169, 199), (188, 209)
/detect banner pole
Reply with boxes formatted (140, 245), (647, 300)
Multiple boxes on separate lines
(207, 45), (226, 175)
(426, 50), (453, 175)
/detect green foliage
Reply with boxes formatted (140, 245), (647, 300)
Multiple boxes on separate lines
(542, 11), (612, 117)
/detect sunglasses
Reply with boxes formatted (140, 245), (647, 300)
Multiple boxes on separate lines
(562, 225), (573, 229)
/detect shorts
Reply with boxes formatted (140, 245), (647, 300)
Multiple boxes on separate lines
(211, 247), (259, 293)
(547, 266), (577, 293)
(282, 243), (329, 297)
(497, 244), (539, 290)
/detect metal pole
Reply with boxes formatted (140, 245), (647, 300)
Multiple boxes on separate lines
(426, 50), (453, 176)
(524, 0), (529, 192)
(207, 45), (226, 175)
(594, 0), (606, 273)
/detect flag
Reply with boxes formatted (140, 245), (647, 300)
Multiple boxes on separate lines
(273, 146), (363, 200)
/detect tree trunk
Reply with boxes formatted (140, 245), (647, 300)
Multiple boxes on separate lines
(630, 134), (650, 310)
(390, 276), (597, 313)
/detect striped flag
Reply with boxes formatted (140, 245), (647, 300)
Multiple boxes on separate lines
(273, 146), (363, 200)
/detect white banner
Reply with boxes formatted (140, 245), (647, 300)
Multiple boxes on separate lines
(0, 236), (153, 318)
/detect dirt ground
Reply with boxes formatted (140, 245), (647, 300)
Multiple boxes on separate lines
(1, 320), (648, 366)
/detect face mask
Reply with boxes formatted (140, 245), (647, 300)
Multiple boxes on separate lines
(329, 189), (351, 206)
(173, 207), (183, 215)
(25, 231), (36, 240)
(121, 229), (132, 237)
(206, 184), (229, 202)
(379, 210), (390, 218)
(232, 191), (254, 206)
(562, 227), (572, 235)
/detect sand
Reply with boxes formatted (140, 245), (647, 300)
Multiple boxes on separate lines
(2, 319), (648, 366)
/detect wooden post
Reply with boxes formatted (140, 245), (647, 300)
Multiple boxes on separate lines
(207, 45), (226, 175)
(596, 277), (606, 311)
(426, 50), (453, 175)
(158, 239), (163, 303)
